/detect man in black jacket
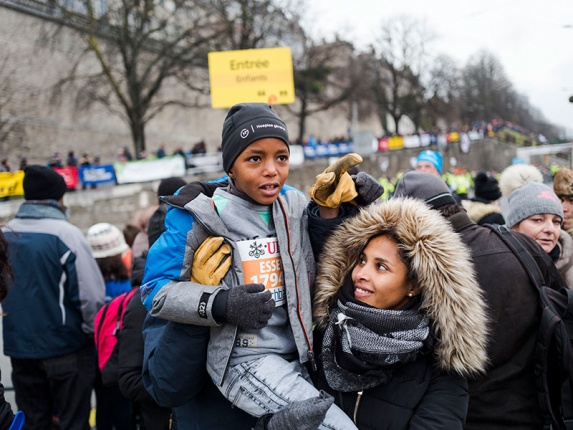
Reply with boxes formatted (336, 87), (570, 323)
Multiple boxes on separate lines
(394, 170), (567, 429)
(147, 176), (187, 248)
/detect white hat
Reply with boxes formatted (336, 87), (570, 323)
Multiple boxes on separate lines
(87, 223), (129, 258)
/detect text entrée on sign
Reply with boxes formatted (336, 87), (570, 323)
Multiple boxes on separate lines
(230, 59), (270, 70)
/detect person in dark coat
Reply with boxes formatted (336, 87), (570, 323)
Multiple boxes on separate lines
(394, 170), (568, 429)
(147, 176), (187, 248)
(0, 230), (21, 430)
(461, 170), (505, 225)
(118, 287), (172, 429)
(311, 197), (489, 429)
(1, 166), (105, 430)
(116, 236), (172, 429)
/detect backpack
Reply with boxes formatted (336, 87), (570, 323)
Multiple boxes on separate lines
(485, 224), (573, 430)
(94, 288), (137, 387)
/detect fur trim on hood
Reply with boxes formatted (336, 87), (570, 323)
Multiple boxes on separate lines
(461, 200), (502, 223)
(313, 198), (489, 376)
(556, 230), (573, 289)
(554, 168), (573, 198)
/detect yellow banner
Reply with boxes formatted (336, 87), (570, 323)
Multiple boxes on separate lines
(208, 47), (295, 109)
(0, 170), (24, 198)
(388, 136), (404, 150)
(447, 132), (460, 143)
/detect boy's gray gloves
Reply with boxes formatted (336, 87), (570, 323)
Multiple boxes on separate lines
(352, 172), (385, 205)
(217, 283), (275, 330)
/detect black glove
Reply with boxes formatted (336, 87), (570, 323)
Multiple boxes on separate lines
(216, 284), (275, 330)
(352, 172), (384, 205)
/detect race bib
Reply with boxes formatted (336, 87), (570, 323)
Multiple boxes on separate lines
(236, 237), (285, 306)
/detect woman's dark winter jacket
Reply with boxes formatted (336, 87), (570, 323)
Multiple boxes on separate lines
(448, 211), (567, 429)
(312, 199), (489, 430)
(118, 288), (172, 430)
(313, 329), (468, 430)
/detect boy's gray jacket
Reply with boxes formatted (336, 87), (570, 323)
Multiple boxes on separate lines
(314, 198), (489, 376)
(142, 189), (315, 385)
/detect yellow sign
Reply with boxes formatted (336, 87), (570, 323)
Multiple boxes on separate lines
(0, 170), (24, 198)
(208, 47), (295, 109)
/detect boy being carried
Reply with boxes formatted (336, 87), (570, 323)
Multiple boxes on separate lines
(141, 103), (382, 429)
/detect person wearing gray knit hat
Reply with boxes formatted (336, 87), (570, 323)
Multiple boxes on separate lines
(393, 170), (457, 209)
(505, 181), (563, 254)
(506, 180), (573, 290)
(221, 103), (290, 174)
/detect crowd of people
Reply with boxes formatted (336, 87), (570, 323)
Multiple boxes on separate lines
(0, 103), (572, 430)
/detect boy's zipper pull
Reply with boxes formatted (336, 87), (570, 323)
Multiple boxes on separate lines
(308, 350), (317, 372)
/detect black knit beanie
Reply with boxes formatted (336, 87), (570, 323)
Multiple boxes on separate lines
(23, 165), (67, 201)
(474, 171), (502, 202)
(221, 103), (289, 173)
(157, 176), (186, 198)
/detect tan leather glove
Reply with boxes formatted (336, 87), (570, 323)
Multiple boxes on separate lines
(309, 153), (363, 208)
(190, 237), (231, 286)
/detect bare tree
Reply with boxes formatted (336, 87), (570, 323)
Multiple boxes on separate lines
(48, 0), (312, 156)
(0, 56), (28, 157)
(367, 15), (433, 135)
(49, 0), (225, 157)
(206, 0), (360, 143)
(207, 0), (303, 50)
(424, 54), (462, 130)
(459, 50), (516, 123)
(286, 36), (361, 142)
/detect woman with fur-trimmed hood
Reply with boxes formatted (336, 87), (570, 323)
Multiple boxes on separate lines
(312, 198), (489, 430)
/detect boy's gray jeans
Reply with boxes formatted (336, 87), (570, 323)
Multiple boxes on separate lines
(219, 354), (357, 430)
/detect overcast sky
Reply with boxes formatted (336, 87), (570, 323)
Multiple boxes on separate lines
(306, 0), (573, 138)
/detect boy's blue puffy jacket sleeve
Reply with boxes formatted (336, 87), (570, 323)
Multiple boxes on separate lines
(139, 200), (229, 325)
(139, 203), (195, 311)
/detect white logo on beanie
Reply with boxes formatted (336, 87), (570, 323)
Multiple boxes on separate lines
(240, 128), (249, 139)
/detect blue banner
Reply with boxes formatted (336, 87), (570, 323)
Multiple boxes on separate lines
(302, 141), (354, 159)
(79, 164), (117, 186)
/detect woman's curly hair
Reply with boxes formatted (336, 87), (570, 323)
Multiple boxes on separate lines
(95, 254), (130, 282)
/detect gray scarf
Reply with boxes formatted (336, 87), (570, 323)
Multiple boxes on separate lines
(322, 295), (431, 392)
